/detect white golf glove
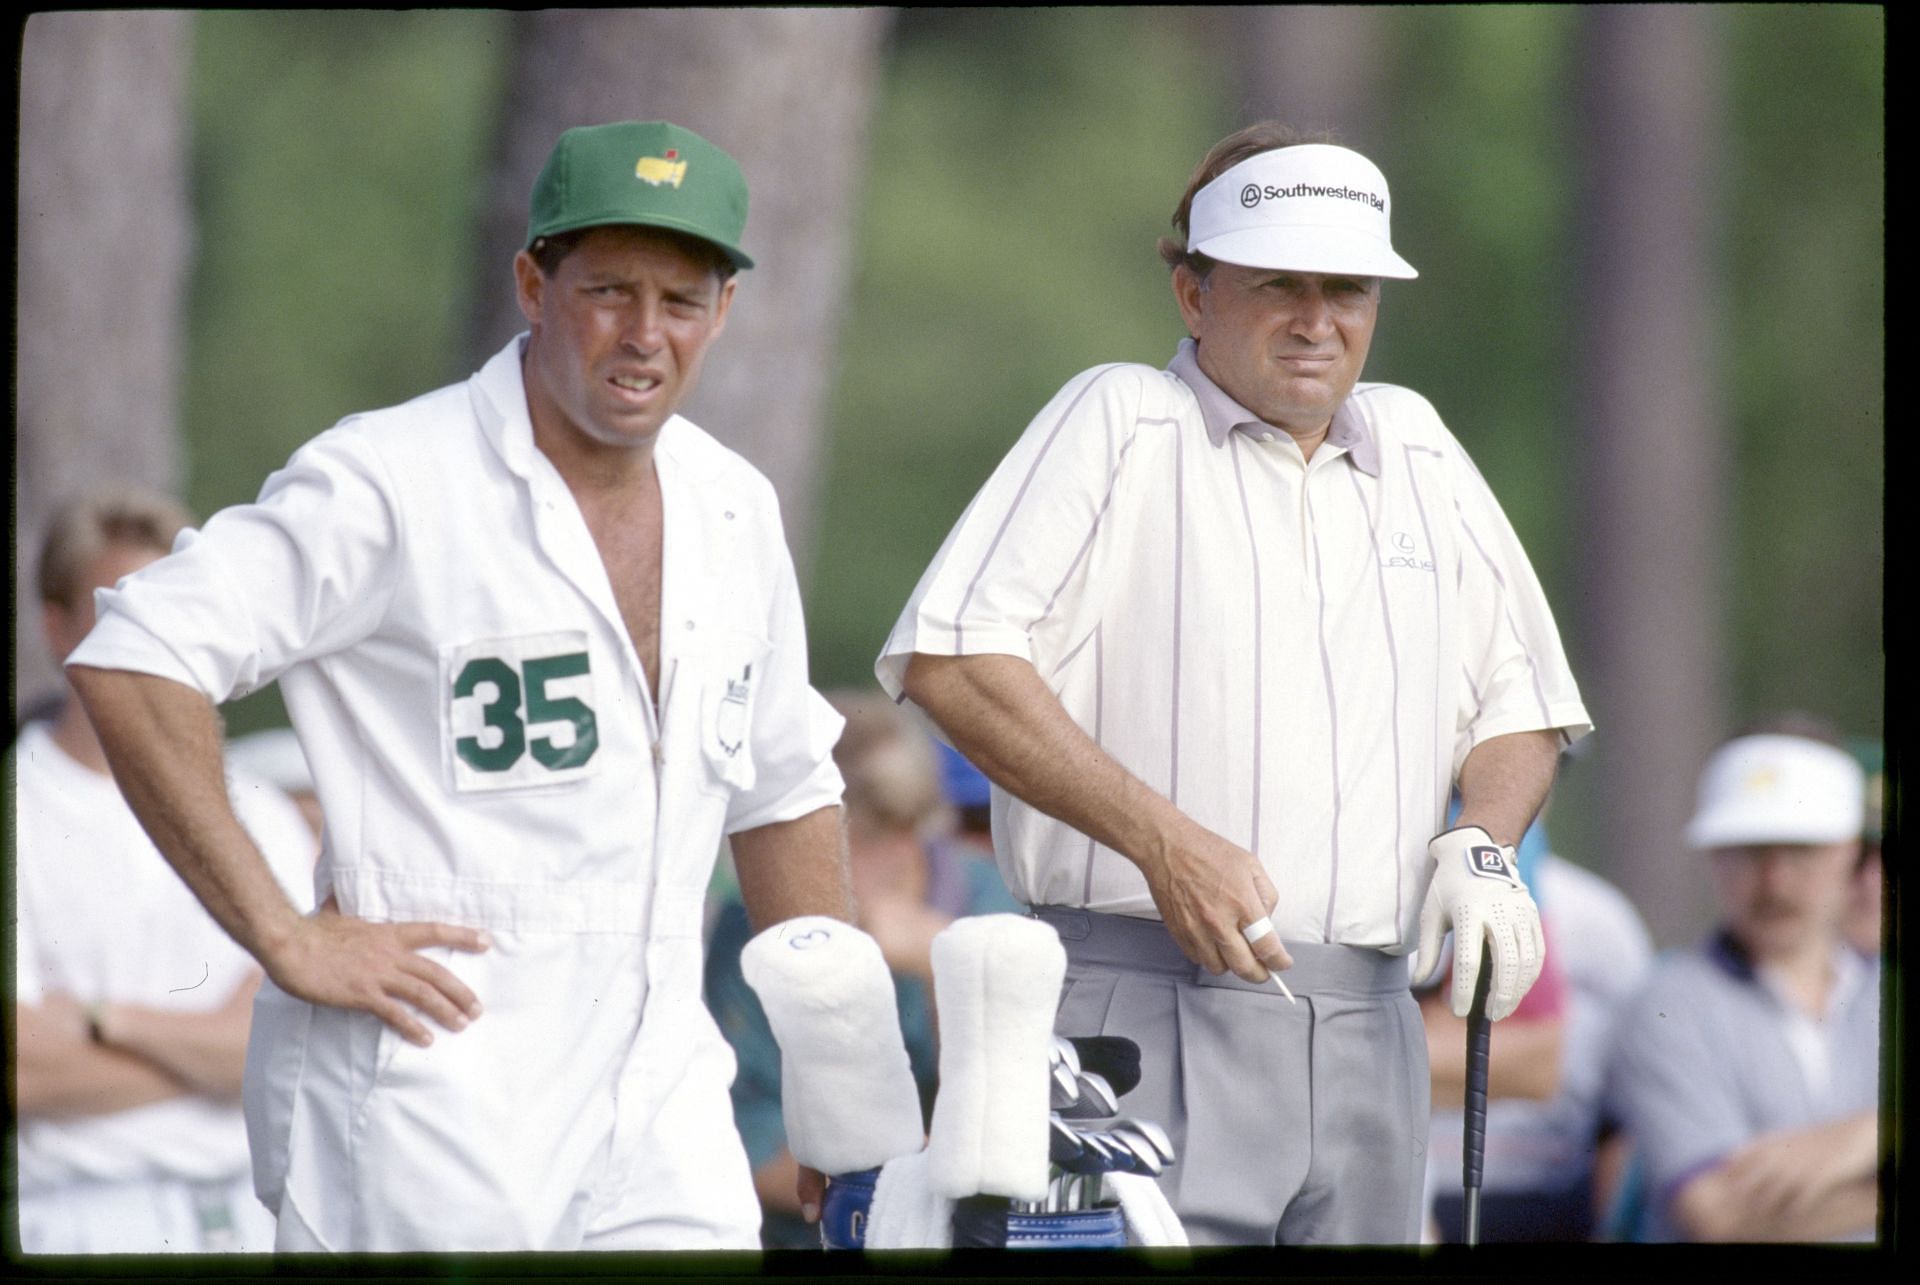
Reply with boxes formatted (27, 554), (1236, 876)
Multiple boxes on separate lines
(1411, 825), (1544, 1021)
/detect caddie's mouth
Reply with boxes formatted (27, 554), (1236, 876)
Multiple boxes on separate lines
(608, 372), (665, 400)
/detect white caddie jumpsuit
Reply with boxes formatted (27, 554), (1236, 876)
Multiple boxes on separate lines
(68, 335), (846, 1251)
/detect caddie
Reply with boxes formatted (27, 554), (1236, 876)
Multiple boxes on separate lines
(68, 121), (852, 1252)
(877, 121), (1591, 1244)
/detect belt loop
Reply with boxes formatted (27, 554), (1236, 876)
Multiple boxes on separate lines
(1033, 905), (1092, 941)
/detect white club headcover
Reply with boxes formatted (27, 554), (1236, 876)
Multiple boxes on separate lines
(1411, 825), (1546, 1021)
(925, 913), (1065, 1201)
(740, 915), (925, 1175)
(863, 1149), (955, 1249)
(1107, 1172), (1190, 1247)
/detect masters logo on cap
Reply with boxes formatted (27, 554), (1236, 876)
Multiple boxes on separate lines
(635, 149), (688, 189)
(1685, 734), (1866, 850)
(526, 121), (753, 270)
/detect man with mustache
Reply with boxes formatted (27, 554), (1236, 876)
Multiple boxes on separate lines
(876, 121), (1590, 1244)
(1603, 719), (1880, 1242)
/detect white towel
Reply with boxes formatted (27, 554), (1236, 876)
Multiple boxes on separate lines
(925, 914), (1065, 1200)
(1107, 1172), (1189, 1247)
(863, 1149), (955, 1249)
(741, 916), (925, 1175)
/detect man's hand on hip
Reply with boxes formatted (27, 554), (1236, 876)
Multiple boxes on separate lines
(1411, 825), (1544, 1021)
(263, 896), (491, 1046)
(1140, 820), (1293, 984)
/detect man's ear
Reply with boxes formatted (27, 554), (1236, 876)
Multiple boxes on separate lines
(1172, 264), (1207, 336)
(708, 274), (738, 339)
(513, 249), (546, 329)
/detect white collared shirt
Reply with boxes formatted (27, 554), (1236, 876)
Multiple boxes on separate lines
(878, 340), (1590, 950)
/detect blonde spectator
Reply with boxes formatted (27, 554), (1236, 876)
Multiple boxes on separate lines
(11, 488), (315, 1253)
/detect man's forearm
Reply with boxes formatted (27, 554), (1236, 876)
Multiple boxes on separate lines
(68, 667), (305, 967)
(732, 805), (855, 931)
(1454, 730), (1561, 848)
(93, 975), (261, 1101)
(1675, 1112), (1882, 1241)
(901, 651), (1289, 983)
(12, 1003), (187, 1118)
(1678, 1171), (1879, 1242)
(900, 652), (1186, 869)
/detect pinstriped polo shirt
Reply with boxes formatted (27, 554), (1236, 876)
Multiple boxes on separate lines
(877, 339), (1590, 951)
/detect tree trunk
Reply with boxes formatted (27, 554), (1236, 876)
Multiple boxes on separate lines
(469, 8), (894, 567)
(1222, 6), (1385, 146)
(1571, 7), (1728, 947)
(15, 12), (194, 721)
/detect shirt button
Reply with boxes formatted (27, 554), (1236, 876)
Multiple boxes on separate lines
(724, 510), (735, 521)
(685, 621), (696, 631)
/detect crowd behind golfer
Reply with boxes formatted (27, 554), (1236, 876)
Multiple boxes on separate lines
(10, 496), (1883, 1248)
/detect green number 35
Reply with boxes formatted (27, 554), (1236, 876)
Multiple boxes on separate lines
(453, 652), (599, 772)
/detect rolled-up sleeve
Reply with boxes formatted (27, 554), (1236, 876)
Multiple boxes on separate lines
(66, 425), (402, 704)
(1447, 442), (1591, 774)
(875, 365), (1138, 700)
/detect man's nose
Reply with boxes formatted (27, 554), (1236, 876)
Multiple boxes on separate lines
(1291, 288), (1334, 340)
(623, 298), (665, 351)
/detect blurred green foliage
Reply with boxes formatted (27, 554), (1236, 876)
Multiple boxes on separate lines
(807, 8), (1222, 686)
(1721, 5), (1883, 734)
(183, 10), (508, 735)
(1359, 6), (1576, 598)
(180, 7), (1882, 763)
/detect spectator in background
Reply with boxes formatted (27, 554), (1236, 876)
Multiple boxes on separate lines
(227, 727), (326, 857)
(1841, 739), (1883, 959)
(10, 489), (316, 1253)
(703, 691), (1021, 1246)
(933, 739), (995, 864)
(1603, 718), (1879, 1243)
(1422, 810), (1656, 1242)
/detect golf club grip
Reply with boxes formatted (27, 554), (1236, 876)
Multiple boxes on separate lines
(1067, 1036), (1143, 1096)
(1462, 951), (1494, 1195)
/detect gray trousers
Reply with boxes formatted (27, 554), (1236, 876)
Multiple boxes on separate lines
(1034, 906), (1428, 1246)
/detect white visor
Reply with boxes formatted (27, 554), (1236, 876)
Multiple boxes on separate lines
(1188, 144), (1417, 279)
(1686, 734), (1865, 850)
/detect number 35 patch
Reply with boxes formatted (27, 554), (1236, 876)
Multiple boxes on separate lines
(442, 631), (602, 793)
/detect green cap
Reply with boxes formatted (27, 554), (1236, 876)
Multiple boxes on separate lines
(525, 121), (753, 270)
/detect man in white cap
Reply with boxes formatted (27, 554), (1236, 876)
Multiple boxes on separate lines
(877, 122), (1590, 1243)
(1603, 718), (1880, 1242)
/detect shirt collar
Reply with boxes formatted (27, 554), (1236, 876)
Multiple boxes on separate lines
(1709, 926), (1874, 1016)
(473, 333), (540, 479)
(1166, 337), (1380, 476)
(471, 333), (705, 484)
